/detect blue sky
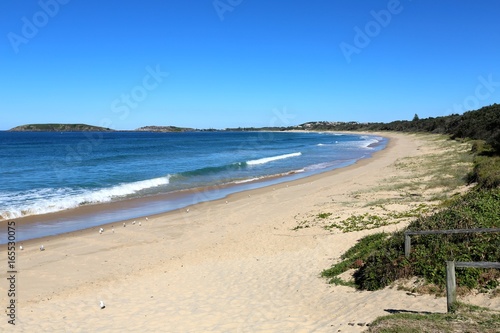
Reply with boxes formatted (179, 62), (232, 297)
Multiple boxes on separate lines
(1, 0), (499, 130)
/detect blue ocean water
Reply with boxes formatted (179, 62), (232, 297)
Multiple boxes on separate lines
(0, 131), (387, 237)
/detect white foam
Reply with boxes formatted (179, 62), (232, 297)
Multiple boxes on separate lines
(234, 177), (261, 184)
(359, 136), (383, 149)
(90, 176), (170, 200)
(304, 160), (349, 171)
(247, 152), (302, 166)
(0, 175), (170, 219)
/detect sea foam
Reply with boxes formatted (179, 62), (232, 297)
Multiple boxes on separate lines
(0, 175), (170, 219)
(247, 152), (302, 166)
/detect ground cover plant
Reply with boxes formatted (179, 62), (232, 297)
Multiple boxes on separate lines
(368, 302), (500, 333)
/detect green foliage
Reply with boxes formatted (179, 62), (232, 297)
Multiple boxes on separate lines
(326, 189), (500, 292)
(325, 276), (356, 287)
(449, 104), (500, 152)
(291, 223), (310, 231)
(468, 155), (500, 189)
(353, 232), (410, 290)
(324, 205), (431, 233)
(466, 139), (500, 189)
(368, 302), (500, 333)
(316, 212), (332, 219)
(324, 213), (390, 232)
(389, 204), (431, 219)
(321, 233), (389, 285)
(292, 103), (500, 155)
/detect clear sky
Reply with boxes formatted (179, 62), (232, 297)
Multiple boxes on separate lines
(1, 0), (499, 130)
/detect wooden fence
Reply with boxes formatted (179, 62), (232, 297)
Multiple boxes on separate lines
(402, 228), (500, 312)
(446, 261), (500, 312)
(404, 228), (500, 258)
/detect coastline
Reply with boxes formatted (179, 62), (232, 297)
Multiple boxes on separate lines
(1, 131), (387, 243)
(2, 131), (496, 331)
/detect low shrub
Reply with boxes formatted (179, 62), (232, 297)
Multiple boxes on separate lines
(325, 189), (500, 292)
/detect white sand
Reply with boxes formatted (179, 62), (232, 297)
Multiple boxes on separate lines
(2, 132), (498, 332)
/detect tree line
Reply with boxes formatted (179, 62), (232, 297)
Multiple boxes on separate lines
(294, 103), (500, 153)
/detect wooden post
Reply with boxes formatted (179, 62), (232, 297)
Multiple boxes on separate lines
(446, 261), (456, 312)
(404, 233), (411, 258)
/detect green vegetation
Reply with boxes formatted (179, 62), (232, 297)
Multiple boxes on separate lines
(321, 233), (389, 286)
(135, 125), (195, 132)
(294, 103), (500, 151)
(468, 154), (500, 189)
(319, 104), (500, 330)
(368, 302), (500, 333)
(324, 205), (431, 233)
(9, 123), (113, 132)
(322, 167), (500, 294)
(324, 214), (388, 232)
(352, 189), (500, 292)
(316, 212), (332, 219)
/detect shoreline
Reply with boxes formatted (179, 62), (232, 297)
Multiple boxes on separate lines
(1, 132), (387, 243)
(6, 132), (391, 249)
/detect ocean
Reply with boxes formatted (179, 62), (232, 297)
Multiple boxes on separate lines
(0, 131), (387, 242)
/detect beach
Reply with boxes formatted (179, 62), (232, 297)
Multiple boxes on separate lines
(2, 132), (498, 332)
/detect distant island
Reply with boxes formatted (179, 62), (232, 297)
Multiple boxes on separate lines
(7, 123), (199, 132)
(9, 123), (114, 132)
(135, 125), (195, 132)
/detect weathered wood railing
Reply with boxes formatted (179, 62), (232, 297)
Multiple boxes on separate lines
(403, 228), (500, 312)
(404, 228), (500, 258)
(446, 261), (500, 312)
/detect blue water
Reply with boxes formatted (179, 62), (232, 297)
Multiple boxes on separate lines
(0, 131), (387, 240)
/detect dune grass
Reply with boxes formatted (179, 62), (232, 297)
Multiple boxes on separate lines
(368, 302), (500, 333)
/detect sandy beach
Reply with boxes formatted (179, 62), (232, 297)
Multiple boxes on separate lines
(2, 132), (498, 332)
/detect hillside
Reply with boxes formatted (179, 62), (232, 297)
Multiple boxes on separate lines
(9, 123), (113, 132)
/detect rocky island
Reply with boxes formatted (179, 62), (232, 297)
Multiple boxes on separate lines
(9, 123), (114, 132)
(135, 125), (196, 132)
